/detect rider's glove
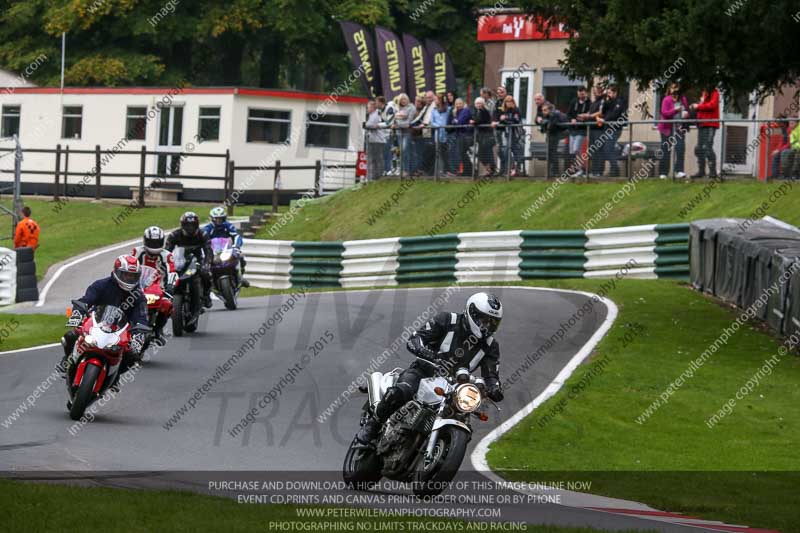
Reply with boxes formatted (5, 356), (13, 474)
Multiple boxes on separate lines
(129, 332), (146, 355)
(416, 346), (437, 362)
(167, 272), (178, 286)
(487, 385), (504, 402)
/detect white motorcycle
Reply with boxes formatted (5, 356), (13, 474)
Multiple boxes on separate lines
(343, 358), (497, 496)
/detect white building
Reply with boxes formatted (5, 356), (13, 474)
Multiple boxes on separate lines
(0, 86), (367, 203)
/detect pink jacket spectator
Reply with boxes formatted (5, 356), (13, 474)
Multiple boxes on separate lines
(658, 95), (689, 137)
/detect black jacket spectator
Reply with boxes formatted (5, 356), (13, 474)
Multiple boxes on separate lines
(602, 96), (627, 124)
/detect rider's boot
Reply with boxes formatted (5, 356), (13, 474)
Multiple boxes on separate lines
(152, 314), (168, 347)
(58, 332), (78, 378)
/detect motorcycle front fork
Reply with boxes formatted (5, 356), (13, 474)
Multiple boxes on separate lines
(424, 403), (447, 461)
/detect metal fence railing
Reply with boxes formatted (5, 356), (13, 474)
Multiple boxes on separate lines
(362, 118), (798, 182)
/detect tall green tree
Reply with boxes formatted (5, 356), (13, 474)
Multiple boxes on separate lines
(515, 0), (800, 98)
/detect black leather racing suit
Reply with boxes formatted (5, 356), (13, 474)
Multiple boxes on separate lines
(374, 310), (503, 423)
(165, 228), (213, 303)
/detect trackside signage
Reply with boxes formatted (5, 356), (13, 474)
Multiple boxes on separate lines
(477, 15), (571, 42)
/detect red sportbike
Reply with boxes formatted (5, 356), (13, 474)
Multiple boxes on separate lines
(140, 265), (173, 354)
(64, 302), (132, 420)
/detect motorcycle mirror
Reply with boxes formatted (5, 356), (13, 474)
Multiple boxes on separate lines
(433, 387), (445, 396)
(65, 307), (72, 317)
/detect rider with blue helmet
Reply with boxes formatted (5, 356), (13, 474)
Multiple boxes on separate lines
(203, 207), (248, 284)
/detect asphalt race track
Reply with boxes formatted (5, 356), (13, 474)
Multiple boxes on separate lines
(1, 287), (716, 532)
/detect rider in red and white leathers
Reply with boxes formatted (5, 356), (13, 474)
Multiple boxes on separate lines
(131, 226), (176, 345)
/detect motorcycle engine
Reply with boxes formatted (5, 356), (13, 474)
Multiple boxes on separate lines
(377, 400), (436, 478)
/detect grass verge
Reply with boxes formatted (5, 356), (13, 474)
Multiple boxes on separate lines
(0, 313), (66, 351)
(257, 180), (797, 241)
(483, 279), (800, 533)
(0, 199), (266, 280)
(0, 480), (656, 533)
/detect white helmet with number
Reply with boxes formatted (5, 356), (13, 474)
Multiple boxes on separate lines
(465, 292), (503, 339)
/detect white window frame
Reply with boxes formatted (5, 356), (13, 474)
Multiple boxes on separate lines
(246, 107), (292, 144)
(61, 105), (83, 139)
(198, 106), (221, 142)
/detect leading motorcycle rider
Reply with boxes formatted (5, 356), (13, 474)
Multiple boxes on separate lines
(132, 226), (177, 346)
(165, 211), (214, 308)
(357, 292), (505, 445)
(59, 255), (149, 382)
(203, 206), (249, 285)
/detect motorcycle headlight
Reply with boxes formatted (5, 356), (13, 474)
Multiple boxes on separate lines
(220, 250), (232, 262)
(454, 384), (482, 413)
(83, 334), (96, 347)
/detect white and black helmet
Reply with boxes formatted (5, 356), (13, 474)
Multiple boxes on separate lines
(143, 226), (165, 254)
(465, 292), (503, 339)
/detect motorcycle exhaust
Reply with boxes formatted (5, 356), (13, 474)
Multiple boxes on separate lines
(367, 372), (384, 408)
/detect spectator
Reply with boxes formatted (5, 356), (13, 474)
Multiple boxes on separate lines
(596, 84), (627, 177)
(542, 103), (569, 177)
(497, 95), (525, 176)
(534, 93), (548, 132)
(480, 87), (495, 115)
(585, 84), (606, 177)
(780, 118), (800, 179)
(393, 93), (417, 174)
(471, 97), (496, 177)
(567, 86), (591, 176)
(365, 100), (388, 181)
(431, 94), (454, 176)
(493, 86), (508, 172)
(690, 86), (720, 178)
(376, 96), (397, 175)
(657, 82), (689, 179)
(416, 91), (437, 175)
(770, 117), (793, 178)
(454, 98), (473, 177)
(446, 91), (457, 108)
(14, 206), (40, 250)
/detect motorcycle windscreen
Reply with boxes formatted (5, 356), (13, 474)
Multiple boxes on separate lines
(94, 305), (128, 333)
(139, 265), (160, 289)
(210, 237), (232, 254)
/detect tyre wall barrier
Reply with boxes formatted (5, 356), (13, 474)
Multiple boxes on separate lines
(0, 248), (17, 306)
(689, 217), (800, 339)
(243, 223), (689, 290)
(13, 246), (38, 303)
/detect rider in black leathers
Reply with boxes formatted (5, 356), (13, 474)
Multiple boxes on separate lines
(165, 211), (214, 308)
(357, 292), (505, 444)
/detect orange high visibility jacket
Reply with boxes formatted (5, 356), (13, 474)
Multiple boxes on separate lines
(14, 216), (40, 249)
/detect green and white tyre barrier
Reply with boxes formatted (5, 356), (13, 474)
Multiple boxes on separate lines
(242, 223), (690, 289)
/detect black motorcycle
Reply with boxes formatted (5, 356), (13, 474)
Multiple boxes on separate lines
(343, 359), (495, 496)
(171, 246), (205, 337)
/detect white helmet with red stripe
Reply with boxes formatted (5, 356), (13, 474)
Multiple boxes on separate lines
(112, 255), (142, 291)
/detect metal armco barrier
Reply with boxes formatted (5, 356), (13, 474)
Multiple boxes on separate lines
(690, 217), (800, 338)
(13, 246), (38, 302)
(243, 223), (689, 290)
(0, 248), (17, 305)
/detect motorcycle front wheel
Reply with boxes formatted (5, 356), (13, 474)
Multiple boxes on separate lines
(69, 363), (101, 421)
(412, 426), (469, 496)
(219, 276), (237, 310)
(342, 437), (382, 490)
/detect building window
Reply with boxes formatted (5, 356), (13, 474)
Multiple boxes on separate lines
(1, 105), (21, 137)
(542, 70), (586, 114)
(305, 113), (350, 149)
(126, 106), (147, 140)
(62, 106), (83, 139)
(198, 107), (221, 142)
(247, 109), (290, 143)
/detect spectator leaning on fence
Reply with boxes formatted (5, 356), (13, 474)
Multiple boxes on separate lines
(431, 94), (453, 176)
(365, 100), (387, 182)
(454, 98), (473, 177)
(394, 93), (416, 174)
(497, 96), (525, 176)
(534, 93), (549, 132)
(596, 84), (627, 178)
(14, 206), (40, 251)
(690, 86), (720, 178)
(542, 103), (569, 177)
(377, 96), (396, 175)
(471, 97), (497, 177)
(567, 86), (591, 177)
(493, 86), (508, 173)
(586, 84), (607, 177)
(658, 82), (689, 179)
(780, 118), (800, 179)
